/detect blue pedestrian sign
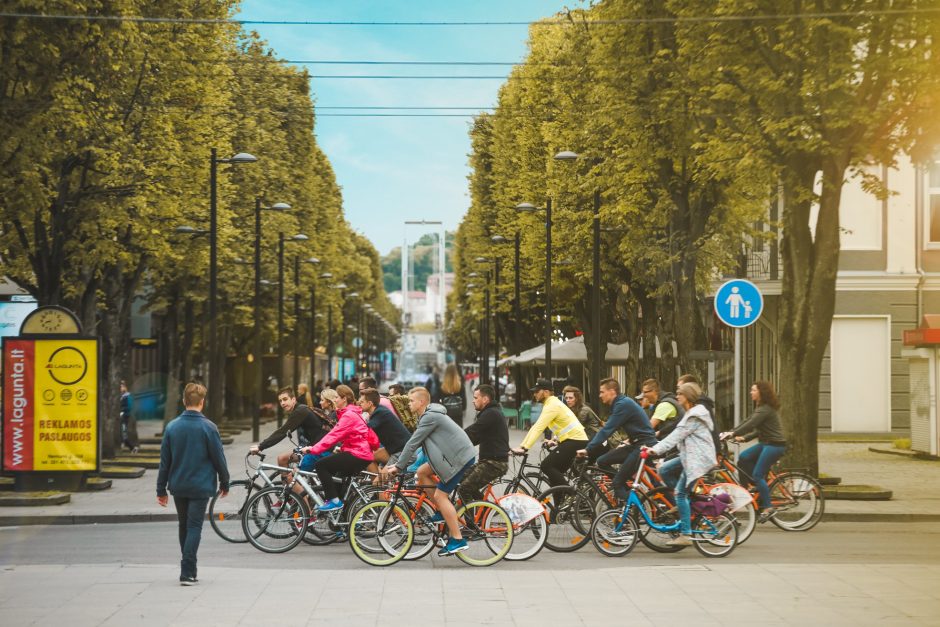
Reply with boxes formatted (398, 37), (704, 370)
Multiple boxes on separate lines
(714, 279), (763, 328)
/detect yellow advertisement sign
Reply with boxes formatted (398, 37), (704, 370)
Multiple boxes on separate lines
(32, 339), (98, 470)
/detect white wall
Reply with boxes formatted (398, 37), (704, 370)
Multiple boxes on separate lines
(830, 316), (892, 432)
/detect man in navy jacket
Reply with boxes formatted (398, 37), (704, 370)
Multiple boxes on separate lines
(157, 382), (230, 586)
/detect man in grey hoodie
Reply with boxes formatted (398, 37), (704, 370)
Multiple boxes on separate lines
(383, 386), (476, 556)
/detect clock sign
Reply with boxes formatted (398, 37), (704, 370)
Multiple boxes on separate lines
(19, 306), (82, 335)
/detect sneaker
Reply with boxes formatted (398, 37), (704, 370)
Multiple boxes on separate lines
(666, 535), (693, 547)
(437, 537), (469, 557)
(428, 511), (444, 524)
(179, 576), (198, 586)
(318, 499), (343, 512)
(758, 507), (777, 524)
(131, 447), (140, 454)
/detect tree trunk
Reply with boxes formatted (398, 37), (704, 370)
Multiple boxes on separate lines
(162, 294), (182, 426)
(777, 156), (844, 476)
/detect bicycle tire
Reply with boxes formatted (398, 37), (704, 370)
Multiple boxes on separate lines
(635, 488), (685, 553)
(768, 472), (824, 531)
(537, 486), (592, 552)
(208, 479), (252, 543)
(497, 492), (548, 561)
(691, 512), (738, 558)
(699, 482), (757, 545)
(590, 508), (639, 557)
(455, 500), (513, 567)
(402, 496), (440, 561)
(241, 488), (310, 554)
(350, 500), (413, 567)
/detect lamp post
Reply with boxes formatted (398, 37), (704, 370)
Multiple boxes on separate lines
(317, 271), (332, 383)
(249, 198), (290, 440)
(300, 257), (321, 389)
(516, 150), (577, 386)
(208, 149), (257, 422)
(277, 232), (308, 425)
(330, 283), (348, 380)
(475, 256), (502, 399)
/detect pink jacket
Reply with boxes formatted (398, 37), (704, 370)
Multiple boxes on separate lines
(308, 404), (378, 461)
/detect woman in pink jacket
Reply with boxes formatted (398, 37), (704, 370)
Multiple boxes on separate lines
(301, 385), (378, 511)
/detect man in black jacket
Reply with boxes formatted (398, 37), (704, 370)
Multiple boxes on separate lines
(250, 387), (328, 471)
(457, 384), (510, 504)
(359, 387), (410, 458)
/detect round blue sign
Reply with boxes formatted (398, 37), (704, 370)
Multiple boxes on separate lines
(714, 279), (764, 328)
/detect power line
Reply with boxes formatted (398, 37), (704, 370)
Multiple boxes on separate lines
(0, 8), (937, 26)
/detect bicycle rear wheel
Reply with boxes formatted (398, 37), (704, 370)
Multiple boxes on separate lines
(497, 492), (548, 561)
(455, 501), (513, 567)
(538, 486), (592, 552)
(351, 500), (413, 566)
(241, 488), (310, 553)
(691, 512), (738, 558)
(591, 508), (639, 557)
(769, 472), (824, 531)
(209, 479), (252, 543)
(402, 496), (439, 561)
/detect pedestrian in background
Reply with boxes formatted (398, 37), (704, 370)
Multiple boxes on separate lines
(120, 380), (139, 453)
(439, 363), (466, 425)
(563, 385), (602, 440)
(296, 383), (313, 407)
(156, 382), (230, 586)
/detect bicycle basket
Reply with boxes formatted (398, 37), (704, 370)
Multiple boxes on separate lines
(690, 492), (732, 517)
(705, 483), (752, 512)
(497, 493), (546, 525)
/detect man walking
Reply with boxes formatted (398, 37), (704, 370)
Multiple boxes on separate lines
(156, 382), (230, 586)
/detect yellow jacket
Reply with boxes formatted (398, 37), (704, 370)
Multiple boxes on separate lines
(521, 395), (588, 450)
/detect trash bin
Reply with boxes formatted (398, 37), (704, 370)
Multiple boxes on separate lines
(519, 401), (532, 430)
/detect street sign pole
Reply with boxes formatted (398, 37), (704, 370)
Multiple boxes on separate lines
(713, 279), (764, 435)
(734, 327), (741, 428)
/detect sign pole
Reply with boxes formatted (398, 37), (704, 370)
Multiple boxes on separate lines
(734, 327), (741, 428)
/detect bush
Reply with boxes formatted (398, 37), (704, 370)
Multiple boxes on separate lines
(893, 438), (912, 450)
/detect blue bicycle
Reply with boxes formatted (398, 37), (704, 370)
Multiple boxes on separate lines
(589, 451), (739, 558)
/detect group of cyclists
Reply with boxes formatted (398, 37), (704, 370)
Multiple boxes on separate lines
(246, 370), (788, 560)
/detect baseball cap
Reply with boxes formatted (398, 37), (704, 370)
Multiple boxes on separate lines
(529, 378), (553, 393)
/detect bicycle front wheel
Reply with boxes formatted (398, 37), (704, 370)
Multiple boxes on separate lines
(591, 508), (639, 557)
(691, 512), (738, 558)
(241, 488), (310, 554)
(769, 472), (824, 531)
(538, 486), (592, 552)
(455, 500), (513, 567)
(497, 493), (548, 561)
(636, 488), (685, 553)
(351, 500), (413, 567)
(209, 479), (252, 543)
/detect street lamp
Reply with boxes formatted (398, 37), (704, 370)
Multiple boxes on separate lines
(491, 232), (521, 386)
(248, 199), (291, 440)
(300, 258), (321, 389)
(475, 255), (502, 398)
(207, 149), (257, 421)
(331, 283), (348, 380)
(514, 150), (578, 384)
(277, 232), (308, 425)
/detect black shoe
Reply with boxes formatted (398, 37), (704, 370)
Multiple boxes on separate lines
(180, 576), (198, 586)
(758, 507), (777, 524)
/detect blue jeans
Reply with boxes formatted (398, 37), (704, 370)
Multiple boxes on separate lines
(173, 495), (209, 579)
(737, 442), (787, 509)
(657, 457), (691, 535)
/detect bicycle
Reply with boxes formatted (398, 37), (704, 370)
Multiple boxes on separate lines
(479, 451), (549, 561)
(719, 439), (825, 532)
(240, 452), (380, 553)
(208, 452), (289, 543)
(349, 472), (514, 567)
(536, 457), (620, 553)
(590, 450), (738, 558)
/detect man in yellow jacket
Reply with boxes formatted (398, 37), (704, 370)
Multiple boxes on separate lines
(511, 378), (589, 487)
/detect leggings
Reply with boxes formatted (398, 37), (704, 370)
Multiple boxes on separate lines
(540, 438), (589, 487)
(315, 452), (370, 500)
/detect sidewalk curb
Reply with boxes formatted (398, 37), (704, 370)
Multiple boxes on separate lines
(1, 511), (938, 527)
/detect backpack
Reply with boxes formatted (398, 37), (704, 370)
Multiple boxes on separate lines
(389, 394), (418, 432)
(440, 393), (464, 422)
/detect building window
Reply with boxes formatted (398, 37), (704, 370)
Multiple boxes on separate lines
(928, 158), (940, 243)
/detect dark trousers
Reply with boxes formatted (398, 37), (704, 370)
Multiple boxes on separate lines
(611, 441), (656, 500)
(595, 444), (630, 471)
(457, 459), (508, 504)
(173, 495), (209, 579)
(541, 439), (589, 487)
(315, 452), (370, 500)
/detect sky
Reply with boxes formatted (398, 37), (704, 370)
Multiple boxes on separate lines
(237, 1), (577, 256)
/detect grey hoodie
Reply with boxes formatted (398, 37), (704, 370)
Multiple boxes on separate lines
(390, 403), (476, 483)
(650, 404), (717, 483)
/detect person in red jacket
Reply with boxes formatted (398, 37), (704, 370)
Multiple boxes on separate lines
(301, 384), (378, 511)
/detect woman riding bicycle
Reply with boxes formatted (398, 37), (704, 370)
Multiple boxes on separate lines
(720, 380), (787, 523)
(300, 385), (379, 512)
(643, 381), (717, 547)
